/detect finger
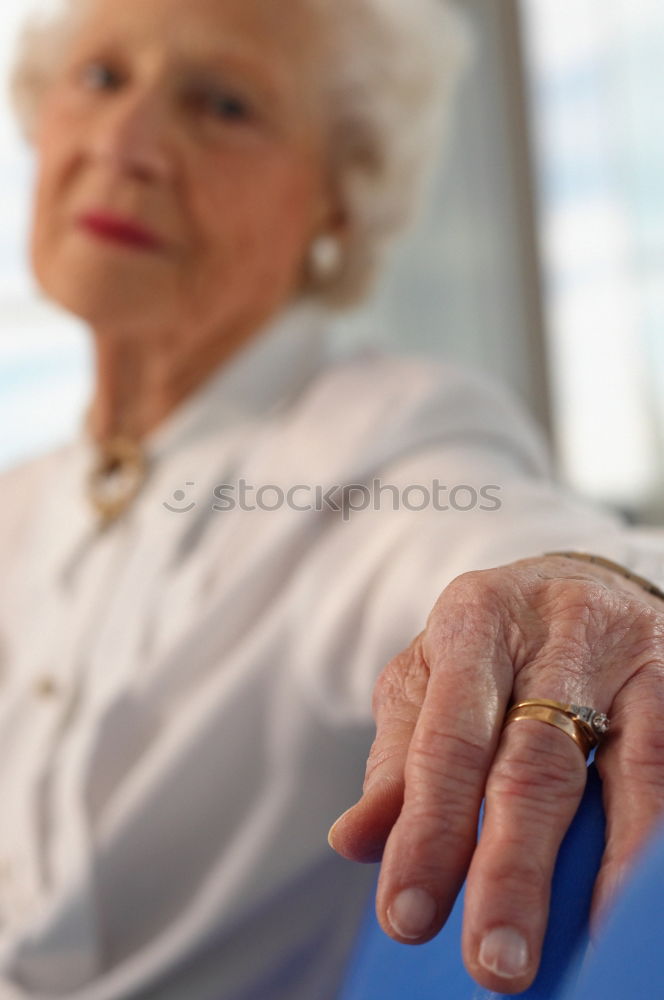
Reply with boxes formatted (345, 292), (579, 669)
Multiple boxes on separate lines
(374, 589), (514, 946)
(591, 683), (664, 934)
(327, 639), (428, 862)
(462, 717), (586, 993)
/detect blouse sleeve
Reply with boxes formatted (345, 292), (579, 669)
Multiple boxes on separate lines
(285, 358), (664, 723)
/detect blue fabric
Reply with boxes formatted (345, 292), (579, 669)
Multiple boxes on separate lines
(338, 764), (606, 1000)
(559, 810), (664, 1000)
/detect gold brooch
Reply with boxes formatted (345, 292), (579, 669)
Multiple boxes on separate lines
(87, 434), (147, 528)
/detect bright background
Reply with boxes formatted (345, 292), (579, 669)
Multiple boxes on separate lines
(1, 0), (663, 523)
(522, 0), (664, 519)
(0, 1), (92, 471)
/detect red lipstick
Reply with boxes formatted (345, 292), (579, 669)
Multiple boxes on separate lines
(78, 212), (163, 251)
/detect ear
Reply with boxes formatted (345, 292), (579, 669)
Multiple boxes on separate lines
(301, 176), (350, 291)
(313, 168), (350, 244)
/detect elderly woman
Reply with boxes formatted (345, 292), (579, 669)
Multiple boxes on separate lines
(2, 0), (664, 997)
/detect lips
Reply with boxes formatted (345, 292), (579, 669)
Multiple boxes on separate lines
(77, 212), (163, 250)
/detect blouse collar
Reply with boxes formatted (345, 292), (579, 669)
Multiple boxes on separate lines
(34, 299), (332, 580)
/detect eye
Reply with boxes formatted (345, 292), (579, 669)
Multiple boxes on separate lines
(209, 93), (250, 121)
(79, 60), (123, 92)
(191, 87), (253, 124)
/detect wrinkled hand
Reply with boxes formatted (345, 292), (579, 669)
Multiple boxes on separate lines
(327, 554), (664, 993)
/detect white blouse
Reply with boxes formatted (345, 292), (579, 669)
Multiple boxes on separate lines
(0, 301), (662, 1000)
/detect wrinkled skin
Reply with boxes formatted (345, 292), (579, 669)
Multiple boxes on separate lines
(328, 554), (664, 993)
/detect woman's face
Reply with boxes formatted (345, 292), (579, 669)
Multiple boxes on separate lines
(30, 0), (335, 342)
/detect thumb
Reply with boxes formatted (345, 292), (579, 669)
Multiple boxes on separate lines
(328, 775), (405, 863)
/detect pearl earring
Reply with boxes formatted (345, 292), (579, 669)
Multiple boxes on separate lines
(308, 234), (342, 282)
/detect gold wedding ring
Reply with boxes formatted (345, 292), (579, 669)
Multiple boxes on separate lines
(503, 698), (610, 760)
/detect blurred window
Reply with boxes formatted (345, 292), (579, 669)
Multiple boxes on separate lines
(520, 0), (664, 519)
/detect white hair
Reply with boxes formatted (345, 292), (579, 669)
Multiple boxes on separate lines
(9, 0), (472, 307)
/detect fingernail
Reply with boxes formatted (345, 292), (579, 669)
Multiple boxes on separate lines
(327, 806), (354, 849)
(387, 888), (437, 939)
(479, 926), (529, 978)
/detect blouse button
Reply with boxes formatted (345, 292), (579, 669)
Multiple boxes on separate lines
(34, 675), (60, 699)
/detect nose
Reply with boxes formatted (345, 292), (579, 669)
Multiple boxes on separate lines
(87, 90), (173, 182)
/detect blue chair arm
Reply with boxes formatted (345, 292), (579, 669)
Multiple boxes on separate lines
(338, 763), (606, 1000)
